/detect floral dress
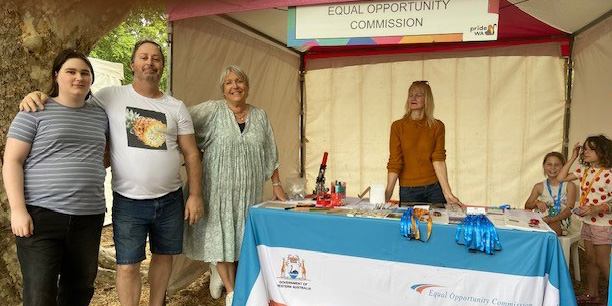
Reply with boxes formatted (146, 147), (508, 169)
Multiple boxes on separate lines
(183, 100), (279, 262)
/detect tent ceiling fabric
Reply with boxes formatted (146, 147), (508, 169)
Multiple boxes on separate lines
(304, 43), (566, 206)
(167, 0), (362, 22)
(509, 0), (612, 33)
(225, 8), (289, 44)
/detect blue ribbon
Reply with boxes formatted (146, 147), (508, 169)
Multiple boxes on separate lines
(400, 208), (414, 239)
(400, 207), (425, 241)
(546, 179), (564, 216)
(455, 214), (502, 255)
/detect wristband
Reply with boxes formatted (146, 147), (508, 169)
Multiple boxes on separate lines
(272, 182), (282, 187)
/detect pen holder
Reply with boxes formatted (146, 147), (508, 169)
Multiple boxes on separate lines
(330, 193), (344, 206)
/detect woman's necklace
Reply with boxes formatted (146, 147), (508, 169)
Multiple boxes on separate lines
(233, 107), (248, 122)
(234, 111), (245, 121)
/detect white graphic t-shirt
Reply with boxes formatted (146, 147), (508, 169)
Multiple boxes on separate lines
(92, 84), (194, 199)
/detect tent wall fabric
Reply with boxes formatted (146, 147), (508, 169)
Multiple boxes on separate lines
(569, 14), (612, 155)
(89, 57), (124, 226)
(305, 42), (566, 206)
(171, 15), (301, 200)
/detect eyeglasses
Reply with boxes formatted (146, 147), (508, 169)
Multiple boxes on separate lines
(413, 80), (429, 84)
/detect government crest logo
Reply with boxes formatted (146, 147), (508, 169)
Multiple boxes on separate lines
(275, 254), (311, 291)
(280, 254), (307, 280)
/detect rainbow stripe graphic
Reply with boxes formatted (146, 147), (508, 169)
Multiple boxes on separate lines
(410, 283), (444, 294)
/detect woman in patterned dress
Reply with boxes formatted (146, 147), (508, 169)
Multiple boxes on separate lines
(183, 66), (286, 305)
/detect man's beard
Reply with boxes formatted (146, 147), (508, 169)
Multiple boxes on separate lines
(141, 70), (161, 82)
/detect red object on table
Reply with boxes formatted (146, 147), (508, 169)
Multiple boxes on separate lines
(321, 152), (328, 166)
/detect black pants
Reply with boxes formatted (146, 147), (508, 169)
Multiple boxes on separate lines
(16, 205), (104, 306)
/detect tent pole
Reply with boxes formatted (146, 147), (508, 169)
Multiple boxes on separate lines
(167, 20), (173, 95)
(299, 53), (306, 178)
(562, 36), (574, 158)
(574, 8), (612, 37)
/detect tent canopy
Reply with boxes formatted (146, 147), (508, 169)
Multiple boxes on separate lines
(168, 0), (612, 205)
(168, 0), (612, 42)
(166, 0), (612, 292)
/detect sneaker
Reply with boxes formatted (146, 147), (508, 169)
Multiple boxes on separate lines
(225, 291), (234, 306)
(209, 263), (224, 299)
(577, 294), (600, 305)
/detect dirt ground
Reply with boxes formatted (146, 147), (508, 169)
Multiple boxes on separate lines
(90, 226), (225, 306)
(92, 226), (608, 305)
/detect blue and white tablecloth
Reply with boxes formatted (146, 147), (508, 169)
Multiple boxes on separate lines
(234, 207), (576, 306)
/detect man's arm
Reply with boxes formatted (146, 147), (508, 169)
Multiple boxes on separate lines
(19, 91), (49, 112)
(177, 133), (203, 225)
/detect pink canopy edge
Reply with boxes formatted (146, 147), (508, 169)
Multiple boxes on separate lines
(167, 0), (363, 21)
(167, 0), (569, 59)
(167, 0), (568, 39)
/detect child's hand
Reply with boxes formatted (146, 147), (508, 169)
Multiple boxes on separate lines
(535, 200), (549, 213)
(577, 205), (603, 217)
(542, 216), (551, 224)
(571, 142), (581, 159)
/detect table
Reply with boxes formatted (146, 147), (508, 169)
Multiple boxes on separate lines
(233, 207), (577, 306)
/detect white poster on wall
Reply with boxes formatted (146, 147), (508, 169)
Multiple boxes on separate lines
(293, 0), (498, 43)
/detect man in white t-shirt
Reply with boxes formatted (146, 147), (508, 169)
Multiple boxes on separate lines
(20, 40), (203, 306)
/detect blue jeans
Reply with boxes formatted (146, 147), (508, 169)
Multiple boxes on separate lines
(399, 182), (446, 204)
(112, 188), (184, 264)
(16, 205), (104, 306)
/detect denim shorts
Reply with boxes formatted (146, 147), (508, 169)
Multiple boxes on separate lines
(399, 182), (446, 204)
(112, 188), (184, 265)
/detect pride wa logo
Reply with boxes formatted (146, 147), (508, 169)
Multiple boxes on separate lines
(470, 24), (497, 36)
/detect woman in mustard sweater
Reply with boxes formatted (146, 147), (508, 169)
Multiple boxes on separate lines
(385, 81), (462, 205)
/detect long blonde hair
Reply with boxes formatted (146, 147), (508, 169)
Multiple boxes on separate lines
(403, 81), (436, 127)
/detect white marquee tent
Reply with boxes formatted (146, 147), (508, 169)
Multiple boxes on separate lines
(164, 0), (612, 292)
(168, 0), (612, 207)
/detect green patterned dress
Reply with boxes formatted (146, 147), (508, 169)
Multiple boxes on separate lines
(183, 100), (279, 262)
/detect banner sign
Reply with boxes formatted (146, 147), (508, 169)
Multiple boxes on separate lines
(288, 0), (499, 47)
(246, 246), (560, 306)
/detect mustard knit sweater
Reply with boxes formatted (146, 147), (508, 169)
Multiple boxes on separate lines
(387, 117), (446, 187)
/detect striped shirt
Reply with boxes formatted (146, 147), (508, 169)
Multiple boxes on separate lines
(7, 99), (108, 215)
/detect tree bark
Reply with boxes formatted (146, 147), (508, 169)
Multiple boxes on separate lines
(0, 0), (134, 302)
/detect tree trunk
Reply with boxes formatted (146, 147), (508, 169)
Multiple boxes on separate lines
(0, 1), (134, 302)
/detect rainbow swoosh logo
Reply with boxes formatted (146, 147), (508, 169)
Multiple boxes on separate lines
(411, 284), (443, 294)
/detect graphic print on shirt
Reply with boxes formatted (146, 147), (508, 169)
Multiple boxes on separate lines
(125, 107), (167, 150)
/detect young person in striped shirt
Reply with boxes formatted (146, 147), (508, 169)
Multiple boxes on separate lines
(3, 50), (108, 306)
